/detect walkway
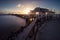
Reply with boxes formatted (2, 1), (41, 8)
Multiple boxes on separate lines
(36, 17), (60, 40)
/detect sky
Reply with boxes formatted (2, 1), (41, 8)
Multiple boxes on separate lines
(0, 0), (60, 14)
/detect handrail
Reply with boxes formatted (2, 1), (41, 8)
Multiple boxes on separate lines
(15, 15), (51, 40)
(15, 18), (37, 40)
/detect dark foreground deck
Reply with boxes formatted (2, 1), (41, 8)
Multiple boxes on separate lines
(15, 15), (60, 40)
(36, 17), (60, 40)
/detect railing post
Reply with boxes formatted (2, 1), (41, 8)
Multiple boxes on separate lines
(33, 17), (39, 40)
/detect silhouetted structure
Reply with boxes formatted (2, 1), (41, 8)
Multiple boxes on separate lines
(29, 7), (55, 20)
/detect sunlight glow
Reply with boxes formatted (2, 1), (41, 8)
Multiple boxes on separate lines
(23, 8), (31, 15)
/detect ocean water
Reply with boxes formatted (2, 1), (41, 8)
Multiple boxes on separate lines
(0, 15), (26, 40)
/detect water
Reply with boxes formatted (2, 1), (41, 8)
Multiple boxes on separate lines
(0, 14), (26, 40)
(0, 15), (26, 26)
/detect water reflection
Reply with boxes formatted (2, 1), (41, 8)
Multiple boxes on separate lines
(0, 15), (26, 27)
(0, 15), (26, 40)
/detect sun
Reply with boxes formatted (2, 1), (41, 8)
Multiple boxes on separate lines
(24, 9), (30, 14)
(19, 7), (33, 15)
(23, 8), (31, 15)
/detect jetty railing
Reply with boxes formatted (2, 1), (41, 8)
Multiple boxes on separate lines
(15, 15), (52, 40)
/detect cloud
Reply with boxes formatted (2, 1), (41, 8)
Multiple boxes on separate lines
(16, 4), (21, 8)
